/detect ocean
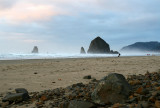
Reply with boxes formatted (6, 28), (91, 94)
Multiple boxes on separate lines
(0, 53), (159, 60)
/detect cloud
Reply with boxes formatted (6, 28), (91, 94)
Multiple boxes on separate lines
(0, 2), (67, 23)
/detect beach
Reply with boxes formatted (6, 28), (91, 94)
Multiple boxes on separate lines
(0, 56), (160, 94)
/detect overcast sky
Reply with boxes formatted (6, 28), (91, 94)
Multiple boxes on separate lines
(0, 0), (160, 53)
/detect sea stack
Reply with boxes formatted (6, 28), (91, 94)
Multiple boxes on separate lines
(32, 46), (38, 53)
(87, 36), (110, 54)
(80, 47), (86, 54)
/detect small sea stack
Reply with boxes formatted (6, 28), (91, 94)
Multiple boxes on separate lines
(80, 47), (86, 54)
(32, 46), (38, 53)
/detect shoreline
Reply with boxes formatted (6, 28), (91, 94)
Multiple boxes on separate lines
(0, 55), (157, 61)
(0, 56), (160, 94)
(0, 52), (159, 60)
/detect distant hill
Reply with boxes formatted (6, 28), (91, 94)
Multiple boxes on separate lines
(120, 41), (160, 52)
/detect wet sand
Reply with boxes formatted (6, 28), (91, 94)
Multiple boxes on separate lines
(0, 56), (160, 94)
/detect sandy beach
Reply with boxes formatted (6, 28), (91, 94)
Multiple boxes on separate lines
(0, 56), (160, 94)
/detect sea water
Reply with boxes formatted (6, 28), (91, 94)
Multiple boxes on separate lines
(0, 53), (159, 60)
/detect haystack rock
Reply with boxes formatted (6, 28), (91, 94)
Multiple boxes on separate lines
(80, 47), (86, 54)
(32, 46), (38, 53)
(87, 36), (110, 54)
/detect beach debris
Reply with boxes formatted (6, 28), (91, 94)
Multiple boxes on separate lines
(155, 100), (160, 108)
(83, 75), (91, 79)
(80, 47), (86, 54)
(91, 73), (132, 104)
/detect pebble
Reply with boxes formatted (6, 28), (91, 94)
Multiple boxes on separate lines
(83, 75), (91, 79)
(155, 100), (160, 108)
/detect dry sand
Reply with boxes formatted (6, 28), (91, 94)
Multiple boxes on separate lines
(0, 56), (160, 94)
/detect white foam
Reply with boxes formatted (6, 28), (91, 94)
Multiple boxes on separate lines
(0, 53), (159, 60)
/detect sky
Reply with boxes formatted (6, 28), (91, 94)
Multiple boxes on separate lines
(0, 0), (160, 53)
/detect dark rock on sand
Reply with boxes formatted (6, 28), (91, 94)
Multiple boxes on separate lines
(87, 36), (110, 54)
(32, 46), (38, 53)
(80, 47), (86, 54)
(2, 88), (29, 103)
(83, 75), (91, 79)
(91, 73), (132, 104)
(15, 88), (29, 94)
(2, 93), (29, 103)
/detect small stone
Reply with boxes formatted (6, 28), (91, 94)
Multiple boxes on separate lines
(148, 96), (156, 102)
(54, 89), (61, 96)
(152, 82), (158, 86)
(129, 95), (134, 99)
(83, 75), (91, 79)
(127, 97), (138, 103)
(59, 102), (69, 108)
(137, 101), (150, 108)
(128, 103), (136, 108)
(155, 100), (160, 108)
(68, 100), (95, 108)
(8, 88), (13, 90)
(36, 102), (44, 107)
(129, 80), (141, 85)
(136, 87), (143, 94)
(146, 85), (151, 88)
(138, 95), (146, 101)
(156, 87), (160, 91)
(91, 78), (97, 82)
(112, 103), (125, 108)
(40, 95), (47, 101)
(34, 72), (38, 74)
(152, 91), (159, 97)
(1, 101), (9, 108)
